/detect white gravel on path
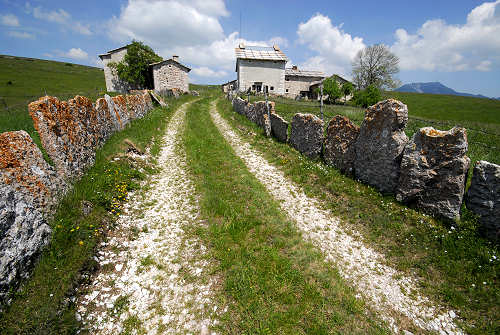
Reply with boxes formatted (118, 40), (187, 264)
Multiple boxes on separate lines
(210, 102), (463, 335)
(77, 102), (219, 335)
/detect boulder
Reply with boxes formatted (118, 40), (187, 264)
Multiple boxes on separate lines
(396, 127), (470, 221)
(232, 97), (248, 116)
(190, 90), (200, 96)
(354, 99), (408, 193)
(466, 160), (500, 242)
(270, 112), (289, 142)
(289, 113), (324, 159)
(323, 115), (359, 175)
(262, 113), (271, 137)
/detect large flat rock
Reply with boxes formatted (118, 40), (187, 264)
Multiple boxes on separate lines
(289, 113), (324, 159)
(396, 127), (470, 221)
(323, 115), (359, 175)
(270, 112), (289, 143)
(354, 99), (408, 194)
(466, 160), (500, 242)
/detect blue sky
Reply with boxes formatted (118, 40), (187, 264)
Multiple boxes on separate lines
(1, 0), (499, 97)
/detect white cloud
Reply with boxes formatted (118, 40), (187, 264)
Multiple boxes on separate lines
(1, 14), (20, 26)
(25, 2), (92, 35)
(296, 14), (365, 77)
(7, 31), (34, 39)
(391, 0), (500, 72)
(57, 48), (89, 61)
(192, 66), (227, 77)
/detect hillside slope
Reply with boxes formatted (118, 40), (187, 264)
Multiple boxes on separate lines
(396, 82), (492, 99)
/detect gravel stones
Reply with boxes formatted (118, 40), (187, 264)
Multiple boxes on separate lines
(466, 160), (500, 242)
(323, 115), (359, 175)
(270, 113), (289, 143)
(289, 113), (324, 159)
(396, 127), (470, 221)
(354, 99), (409, 194)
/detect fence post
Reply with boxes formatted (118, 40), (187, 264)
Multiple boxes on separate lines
(265, 90), (271, 123)
(320, 83), (324, 121)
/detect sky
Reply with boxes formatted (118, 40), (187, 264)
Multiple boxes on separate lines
(1, 0), (500, 97)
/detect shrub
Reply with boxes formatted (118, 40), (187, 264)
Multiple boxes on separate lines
(353, 85), (382, 108)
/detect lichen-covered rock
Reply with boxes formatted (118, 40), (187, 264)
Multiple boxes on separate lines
(142, 91), (153, 111)
(0, 130), (62, 307)
(191, 90), (200, 96)
(95, 97), (114, 144)
(396, 127), (470, 221)
(253, 101), (273, 137)
(112, 95), (129, 129)
(324, 115), (359, 175)
(29, 96), (101, 180)
(232, 97), (248, 116)
(104, 94), (122, 131)
(466, 161), (500, 242)
(262, 113), (271, 137)
(270, 112), (288, 142)
(289, 113), (324, 159)
(354, 99), (408, 193)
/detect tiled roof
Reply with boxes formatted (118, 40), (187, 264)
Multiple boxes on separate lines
(285, 68), (325, 77)
(235, 45), (288, 61)
(149, 58), (191, 72)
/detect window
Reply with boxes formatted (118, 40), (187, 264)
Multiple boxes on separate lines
(286, 89), (289, 93)
(270, 86), (274, 91)
(285, 78), (289, 81)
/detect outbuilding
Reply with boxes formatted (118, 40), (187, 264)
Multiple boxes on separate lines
(150, 56), (191, 94)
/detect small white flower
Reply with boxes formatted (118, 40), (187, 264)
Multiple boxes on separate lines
(471, 284), (475, 287)
(483, 282), (487, 285)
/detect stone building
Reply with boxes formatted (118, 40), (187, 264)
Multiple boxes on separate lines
(150, 56), (191, 94)
(222, 79), (237, 93)
(98, 45), (131, 93)
(284, 66), (325, 99)
(235, 44), (288, 95)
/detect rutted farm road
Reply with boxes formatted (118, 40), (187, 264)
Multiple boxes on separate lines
(76, 99), (464, 335)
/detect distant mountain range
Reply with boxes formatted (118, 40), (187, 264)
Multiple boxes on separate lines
(395, 82), (499, 100)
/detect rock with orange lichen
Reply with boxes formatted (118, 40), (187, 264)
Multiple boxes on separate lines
(354, 99), (409, 194)
(324, 115), (360, 175)
(396, 126), (470, 221)
(0, 130), (63, 307)
(94, 97), (114, 145)
(29, 95), (100, 180)
(289, 113), (324, 159)
(104, 94), (121, 131)
(112, 95), (129, 129)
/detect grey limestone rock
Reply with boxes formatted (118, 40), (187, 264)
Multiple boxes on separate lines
(466, 160), (500, 242)
(354, 99), (408, 194)
(270, 112), (289, 142)
(323, 115), (359, 175)
(232, 97), (248, 116)
(396, 127), (470, 221)
(289, 113), (324, 159)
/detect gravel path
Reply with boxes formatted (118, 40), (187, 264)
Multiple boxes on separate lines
(210, 102), (463, 335)
(77, 102), (219, 335)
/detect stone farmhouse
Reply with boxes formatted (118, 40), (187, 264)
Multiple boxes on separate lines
(221, 79), (237, 93)
(99, 45), (191, 94)
(234, 44), (327, 99)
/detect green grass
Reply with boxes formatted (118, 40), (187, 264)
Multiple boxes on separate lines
(183, 96), (389, 334)
(218, 96), (499, 334)
(0, 94), (194, 334)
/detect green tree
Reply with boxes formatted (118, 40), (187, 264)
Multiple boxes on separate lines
(352, 44), (400, 90)
(341, 82), (354, 104)
(323, 77), (341, 104)
(353, 85), (381, 108)
(108, 41), (162, 89)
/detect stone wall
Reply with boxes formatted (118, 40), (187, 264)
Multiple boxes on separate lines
(228, 95), (498, 242)
(0, 90), (154, 307)
(152, 60), (189, 93)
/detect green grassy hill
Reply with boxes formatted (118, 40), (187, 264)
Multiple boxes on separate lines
(0, 54), (106, 108)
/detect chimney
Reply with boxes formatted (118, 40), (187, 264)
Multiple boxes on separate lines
(292, 65), (298, 71)
(172, 55), (179, 62)
(239, 43), (245, 49)
(273, 45), (280, 51)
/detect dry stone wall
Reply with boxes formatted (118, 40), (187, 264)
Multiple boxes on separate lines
(0, 90), (154, 307)
(229, 94), (497, 242)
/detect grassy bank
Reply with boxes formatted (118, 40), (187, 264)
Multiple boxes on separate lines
(183, 97), (388, 334)
(218, 97), (499, 334)
(0, 94), (194, 334)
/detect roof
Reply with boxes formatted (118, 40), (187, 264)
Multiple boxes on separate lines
(98, 44), (131, 59)
(222, 79), (237, 86)
(235, 45), (288, 62)
(285, 68), (325, 78)
(149, 58), (191, 72)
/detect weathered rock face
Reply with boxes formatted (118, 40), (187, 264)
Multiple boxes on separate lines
(253, 101), (273, 137)
(270, 112), (289, 143)
(323, 115), (359, 175)
(112, 95), (129, 129)
(354, 99), (409, 193)
(289, 113), (324, 159)
(396, 127), (470, 221)
(466, 161), (500, 242)
(0, 131), (60, 306)
(232, 97), (248, 116)
(94, 97), (114, 144)
(262, 113), (271, 137)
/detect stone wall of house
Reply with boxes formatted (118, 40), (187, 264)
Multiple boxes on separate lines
(228, 94), (497, 243)
(152, 60), (189, 93)
(284, 76), (323, 99)
(101, 48), (130, 93)
(0, 91), (154, 307)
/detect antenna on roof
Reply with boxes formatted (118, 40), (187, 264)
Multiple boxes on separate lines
(239, 10), (242, 43)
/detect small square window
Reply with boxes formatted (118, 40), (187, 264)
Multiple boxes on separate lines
(270, 86), (274, 91)
(285, 89), (289, 93)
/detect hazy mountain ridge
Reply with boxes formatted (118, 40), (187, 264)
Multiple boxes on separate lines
(396, 82), (498, 100)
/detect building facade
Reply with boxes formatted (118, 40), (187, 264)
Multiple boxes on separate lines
(284, 66), (325, 99)
(99, 45), (131, 93)
(150, 56), (190, 94)
(235, 45), (288, 95)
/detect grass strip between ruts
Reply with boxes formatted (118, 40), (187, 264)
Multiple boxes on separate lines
(216, 96), (499, 335)
(182, 97), (389, 335)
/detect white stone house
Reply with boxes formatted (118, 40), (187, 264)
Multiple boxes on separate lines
(235, 44), (288, 95)
(150, 56), (191, 94)
(284, 66), (325, 99)
(99, 45), (131, 93)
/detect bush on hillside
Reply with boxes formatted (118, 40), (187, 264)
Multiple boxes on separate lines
(353, 85), (382, 108)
